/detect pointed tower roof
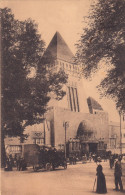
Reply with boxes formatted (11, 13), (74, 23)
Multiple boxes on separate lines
(45, 32), (74, 63)
(87, 97), (103, 114)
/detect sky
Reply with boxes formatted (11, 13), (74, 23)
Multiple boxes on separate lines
(1, 0), (120, 122)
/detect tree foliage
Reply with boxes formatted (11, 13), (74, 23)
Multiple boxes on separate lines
(76, 0), (125, 112)
(1, 8), (67, 138)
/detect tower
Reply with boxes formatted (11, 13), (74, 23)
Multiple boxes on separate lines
(46, 31), (89, 113)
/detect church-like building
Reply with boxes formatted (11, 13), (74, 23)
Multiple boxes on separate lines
(5, 32), (110, 157)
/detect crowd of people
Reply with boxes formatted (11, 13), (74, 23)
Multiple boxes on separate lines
(4, 154), (27, 171)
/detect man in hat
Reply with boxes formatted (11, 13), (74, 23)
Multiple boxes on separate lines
(114, 156), (123, 191)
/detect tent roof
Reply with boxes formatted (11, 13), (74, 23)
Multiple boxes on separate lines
(45, 31), (74, 63)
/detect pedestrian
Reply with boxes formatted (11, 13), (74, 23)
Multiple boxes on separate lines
(16, 156), (21, 170)
(73, 154), (76, 165)
(96, 164), (107, 194)
(104, 154), (107, 162)
(5, 157), (12, 171)
(114, 156), (123, 192)
(89, 153), (92, 162)
(109, 155), (114, 169)
(94, 154), (98, 163)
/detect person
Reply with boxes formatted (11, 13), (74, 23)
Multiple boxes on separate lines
(92, 153), (96, 161)
(94, 154), (98, 163)
(73, 154), (76, 165)
(5, 157), (13, 171)
(109, 155), (114, 169)
(97, 156), (102, 163)
(103, 154), (107, 162)
(114, 156), (123, 191)
(89, 153), (92, 162)
(96, 164), (107, 194)
(82, 154), (87, 164)
(69, 155), (73, 165)
(16, 156), (21, 170)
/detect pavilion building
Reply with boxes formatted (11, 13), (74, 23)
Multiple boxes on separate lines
(5, 32), (109, 156)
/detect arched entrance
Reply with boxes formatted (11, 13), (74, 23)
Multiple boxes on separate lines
(89, 143), (98, 153)
(77, 120), (98, 155)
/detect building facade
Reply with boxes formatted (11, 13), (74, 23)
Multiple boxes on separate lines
(107, 120), (125, 154)
(5, 32), (110, 156)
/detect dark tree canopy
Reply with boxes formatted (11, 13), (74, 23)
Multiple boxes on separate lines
(76, 0), (125, 113)
(1, 8), (67, 138)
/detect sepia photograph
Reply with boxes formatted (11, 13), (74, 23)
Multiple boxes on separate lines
(0, 0), (125, 194)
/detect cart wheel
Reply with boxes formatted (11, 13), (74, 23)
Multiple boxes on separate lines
(64, 162), (67, 169)
(46, 163), (52, 171)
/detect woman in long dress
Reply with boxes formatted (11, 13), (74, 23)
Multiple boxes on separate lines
(96, 164), (107, 194)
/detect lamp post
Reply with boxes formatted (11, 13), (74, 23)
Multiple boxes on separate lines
(43, 114), (46, 145)
(63, 121), (69, 159)
(119, 111), (122, 155)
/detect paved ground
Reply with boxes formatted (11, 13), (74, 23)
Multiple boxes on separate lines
(1, 161), (125, 195)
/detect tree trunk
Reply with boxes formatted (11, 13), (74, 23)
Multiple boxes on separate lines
(0, 9), (6, 168)
(1, 129), (6, 168)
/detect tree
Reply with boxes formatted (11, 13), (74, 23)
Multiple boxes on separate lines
(76, 0), (125, 113)
(1, 8), (67, 167)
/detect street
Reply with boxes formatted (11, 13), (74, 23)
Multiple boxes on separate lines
(1, 161), (125, 195)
